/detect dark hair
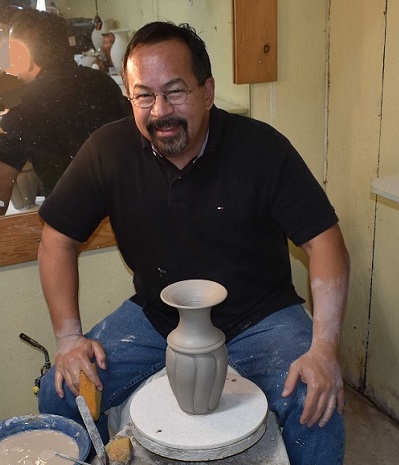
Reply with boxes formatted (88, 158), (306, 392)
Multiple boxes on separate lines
(10, 9), (73, 69)
(121, 21), (212, 93)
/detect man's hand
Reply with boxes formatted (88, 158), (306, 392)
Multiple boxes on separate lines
(288, 224), (348, 428)
(282, 345), (345, 428)
(54, 335), (106, 398)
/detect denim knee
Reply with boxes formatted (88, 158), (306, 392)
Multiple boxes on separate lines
(282, 406), (345, 465)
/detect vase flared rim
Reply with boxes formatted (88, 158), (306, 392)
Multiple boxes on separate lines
(160, 279), (227, 309)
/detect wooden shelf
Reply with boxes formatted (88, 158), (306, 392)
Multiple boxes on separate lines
(371, 174), (399, 203)
(0, 214), (116, 267)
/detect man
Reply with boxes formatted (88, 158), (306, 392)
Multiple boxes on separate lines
(37, 21), (349, 465)
(0, 9), (131, 215)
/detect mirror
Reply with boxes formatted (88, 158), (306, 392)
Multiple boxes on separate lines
(0, 0), (248, 267)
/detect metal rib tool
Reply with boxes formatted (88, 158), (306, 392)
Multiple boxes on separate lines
(76, 395), (109, 465)
(54, 451), (91, 465)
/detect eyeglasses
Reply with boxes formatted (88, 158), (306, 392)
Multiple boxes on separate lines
(128, 87), (197, 108)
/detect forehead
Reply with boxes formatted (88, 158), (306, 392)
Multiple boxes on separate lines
(126, 38), (194, 87)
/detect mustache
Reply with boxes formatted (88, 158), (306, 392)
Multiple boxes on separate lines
(147, 116), (188, 132)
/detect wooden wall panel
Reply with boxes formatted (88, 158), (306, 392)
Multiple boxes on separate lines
(233, 0), (277, 84)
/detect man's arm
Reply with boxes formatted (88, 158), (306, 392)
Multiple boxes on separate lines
(38, 223), (106, 398)
(282, 223), (350, 427)
(0, 161), (19, 214)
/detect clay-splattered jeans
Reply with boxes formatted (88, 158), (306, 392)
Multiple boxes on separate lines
(38, 300), (344, 465)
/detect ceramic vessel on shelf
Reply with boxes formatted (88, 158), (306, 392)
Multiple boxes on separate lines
(91, 13), (103, 51)
(91, 28), (103, 51)
(109, 29), (129, 72)
(101, 33), (115, 67)
(160, 279), (228, 415)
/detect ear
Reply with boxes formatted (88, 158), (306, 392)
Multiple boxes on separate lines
(204, 77), (215, 110)
(17, 58), (41, 83)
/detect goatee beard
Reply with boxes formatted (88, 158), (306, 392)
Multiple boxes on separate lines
(147, 116), (189, 157)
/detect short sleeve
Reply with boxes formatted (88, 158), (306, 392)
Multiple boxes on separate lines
(38, 135), (108, 242)
(267, 139), (338, 246)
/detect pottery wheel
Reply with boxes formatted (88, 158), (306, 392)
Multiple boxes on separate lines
(129, 372), (268, 461)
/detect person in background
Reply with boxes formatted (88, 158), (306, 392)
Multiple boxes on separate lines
(37, 21), (349, 465)
(0, 9), (131, 215)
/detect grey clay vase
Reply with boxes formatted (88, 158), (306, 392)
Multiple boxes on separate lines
(160, 279), (228, 415)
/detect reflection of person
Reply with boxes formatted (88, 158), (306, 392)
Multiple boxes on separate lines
(37, 21), (350, 465)
(0, 9), (131, 215)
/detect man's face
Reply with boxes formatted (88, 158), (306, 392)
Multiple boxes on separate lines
(125, 38), (214, 164)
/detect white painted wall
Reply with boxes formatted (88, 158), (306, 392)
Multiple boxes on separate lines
(362, 0), (399, 418)
(327, 0), (386, 391)
(326, 0), (399, 420)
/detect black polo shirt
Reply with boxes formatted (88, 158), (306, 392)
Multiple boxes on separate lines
(0, 63), (131, 195)
(39, 107), (338, 341)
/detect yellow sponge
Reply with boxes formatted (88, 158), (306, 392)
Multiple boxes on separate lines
(79, 365), (101, 421)
(106, 436), (133, 464)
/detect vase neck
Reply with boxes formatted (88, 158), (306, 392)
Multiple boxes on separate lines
(167, 306), (225, 353)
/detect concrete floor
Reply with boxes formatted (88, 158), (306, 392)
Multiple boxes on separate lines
(344, 385), (399, 464)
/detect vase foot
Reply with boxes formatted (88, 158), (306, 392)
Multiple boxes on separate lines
(129, 371), (268, 461)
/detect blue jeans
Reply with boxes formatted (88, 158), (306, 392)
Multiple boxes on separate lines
(38, 300), (344, 465)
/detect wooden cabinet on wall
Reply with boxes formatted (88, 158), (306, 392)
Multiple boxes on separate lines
(233, 0), (277, 84)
